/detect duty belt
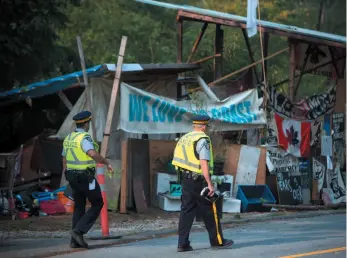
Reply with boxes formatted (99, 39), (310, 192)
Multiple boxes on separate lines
(67, 167), (95, 176)
(181, 170), (204, 181)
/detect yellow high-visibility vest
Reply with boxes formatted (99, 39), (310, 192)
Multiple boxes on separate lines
(172, 131), (214, 174)
(63, 132), (98, 170)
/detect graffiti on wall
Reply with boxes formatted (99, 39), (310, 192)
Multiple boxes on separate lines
(267, 84), (337, 121)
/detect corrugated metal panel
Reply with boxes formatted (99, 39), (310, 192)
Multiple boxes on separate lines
(136, 0), (346, 44)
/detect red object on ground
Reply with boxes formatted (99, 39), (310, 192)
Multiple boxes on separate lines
(96, 163), (109, 236)
(57, 192), (74, 213)
(18, 211), (29, 219)
(39, 200), (66, 215)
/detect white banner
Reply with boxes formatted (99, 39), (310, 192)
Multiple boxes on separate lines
(266, 147), (299, 175)
(119, 83), (266, 134)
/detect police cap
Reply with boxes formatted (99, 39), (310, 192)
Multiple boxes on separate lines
(192, 115), (210, 125)
(73, 111), (92, 124)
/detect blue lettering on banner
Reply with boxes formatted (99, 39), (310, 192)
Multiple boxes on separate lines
(151, 99), (160, 122)
(128, 93), (257, 124)
(167, 104), (180, 123)
(142, 96), (150, 122)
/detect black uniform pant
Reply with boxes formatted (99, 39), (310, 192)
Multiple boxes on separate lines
(65, 170), (103, 243)
(178, 176), (224, 247)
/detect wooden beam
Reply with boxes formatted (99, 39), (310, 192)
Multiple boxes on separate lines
(120, 140), (128, 214)
(76, 36), (97, 140)
(241, 28), (261, 84)
(100, 36), (128, 158)
(192, 54), (221, 64)
(177, 20), (183, 64)
(288, 41), (296, 101)
(273, 54), (346, 88)
(209, 48), (289, 86)
(57, 91), (73, 111)
(187, 22), (208, 63)
(177, 10), (346, 49)
(214, 24), (223, 80)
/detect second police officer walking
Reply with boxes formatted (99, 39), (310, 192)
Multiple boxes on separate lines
(62, 111), (113, 249)
(172, 115), (234, 252)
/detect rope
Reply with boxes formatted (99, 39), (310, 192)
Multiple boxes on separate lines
(257, 1), (268, 113)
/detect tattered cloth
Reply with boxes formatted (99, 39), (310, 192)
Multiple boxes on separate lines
(267, 84), (337, 121)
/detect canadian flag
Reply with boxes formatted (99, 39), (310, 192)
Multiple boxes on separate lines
(274, 113), (310, 158)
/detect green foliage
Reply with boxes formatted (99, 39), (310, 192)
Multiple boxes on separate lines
(0, 0), (82, 91)
(1, 0), (345, 99)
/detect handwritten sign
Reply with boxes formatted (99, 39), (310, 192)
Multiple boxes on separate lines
(276, 172), (303, 205)
(332, 113), (345, 140)
(266, 147), (299, 175)
(119, 83), (266, 134)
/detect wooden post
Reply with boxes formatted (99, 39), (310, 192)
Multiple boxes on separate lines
(187, 22), (208, 63)
(76, 36), (97, 140)
(100, 36), (128, 158)
(177, 20), (183, 64)
(120, 140), (128, 214)
(214, 24), (223, 80)
(176, 20), (183, 138)
(241, 28), (261, 84)
(288, 40), (296, 101)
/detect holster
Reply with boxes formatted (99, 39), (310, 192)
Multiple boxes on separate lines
(176, 168), (182, 184)
(86, 167), (96, 184)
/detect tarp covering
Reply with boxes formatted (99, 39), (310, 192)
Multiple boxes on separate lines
(55, 76), (178, 160)
(0, 63), (199, 106)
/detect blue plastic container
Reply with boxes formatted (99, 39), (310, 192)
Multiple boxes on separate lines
(169, 181), (182, 196)
(236, 185), (276, 213)
(31, 186), (67, 204)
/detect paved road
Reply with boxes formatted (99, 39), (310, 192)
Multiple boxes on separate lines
(54, 214), (346, 258)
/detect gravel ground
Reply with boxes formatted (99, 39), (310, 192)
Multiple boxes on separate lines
(0, 209), (278, 239)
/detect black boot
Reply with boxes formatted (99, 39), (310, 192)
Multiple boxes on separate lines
(177, 245), (193, 252)
(211, 239), (234, 249)
(70, 230), (89, 249)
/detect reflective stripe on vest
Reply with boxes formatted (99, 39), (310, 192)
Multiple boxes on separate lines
(172, 131), (214, 174)
(63, 132), (96, 170)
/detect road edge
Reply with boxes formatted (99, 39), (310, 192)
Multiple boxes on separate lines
(12, 208), (345, 258)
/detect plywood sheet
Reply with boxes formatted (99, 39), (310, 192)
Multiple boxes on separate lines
(223, 144), (241, 177)
(105, 159), (121, 211)
(256, 147), (266, 185)
(133, 177), (148, 213)
(224, 144), (265, 196)
(128, 139), (149, 208)
(149, 140), (176, 206)
(233, 145), (261, 196)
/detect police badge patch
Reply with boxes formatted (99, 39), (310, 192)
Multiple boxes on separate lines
(203, 139), (210, 150)
(84, 136), (93, 143)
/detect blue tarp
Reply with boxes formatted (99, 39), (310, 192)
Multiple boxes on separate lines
(0, 64), (144, 100)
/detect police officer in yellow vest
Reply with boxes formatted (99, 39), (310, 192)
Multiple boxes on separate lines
(172, 115), (234, 252)
(62, 111), (113, 249)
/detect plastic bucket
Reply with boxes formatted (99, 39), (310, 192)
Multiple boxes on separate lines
(57, 192), (74, 213)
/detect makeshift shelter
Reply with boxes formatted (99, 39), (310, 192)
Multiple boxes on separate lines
(136, 0), (347, 208)
(0, 63), (200, 208)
